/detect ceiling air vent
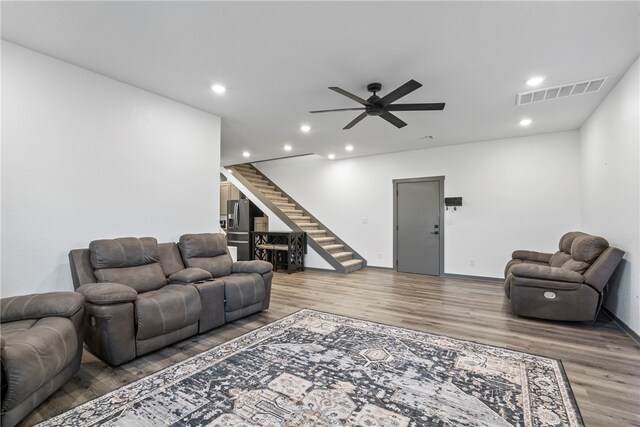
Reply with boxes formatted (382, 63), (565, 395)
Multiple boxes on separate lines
(517, 77), (609, 106)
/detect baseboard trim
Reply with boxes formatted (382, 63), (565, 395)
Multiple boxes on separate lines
(365, 266), (395, 271)
(601, 307), (640, 345)
(297, 267), (340, 274)
(441, 273), (503, 282)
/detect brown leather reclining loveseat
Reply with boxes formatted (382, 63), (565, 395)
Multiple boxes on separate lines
(68, 233), (272, 366)
(504, 231), (624, 321)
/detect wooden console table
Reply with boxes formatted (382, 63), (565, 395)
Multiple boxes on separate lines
(252, 231), (306, 273)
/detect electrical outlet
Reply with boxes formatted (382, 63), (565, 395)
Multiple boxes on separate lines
(469, 259), (476, 266)
(362, 217), (368, 224)
(378, 252), (382, 259)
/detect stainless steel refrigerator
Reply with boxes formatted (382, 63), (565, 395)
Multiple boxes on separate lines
(227, 199), (258, 260)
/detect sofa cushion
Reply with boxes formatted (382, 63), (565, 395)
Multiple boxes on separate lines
(76, 283), (138, 305)
(179, 234), (233, 278)
(0, 292), (84, 323)
(0, 317), (77, 411)
(169, 268), (213, 283)
(90, 237), (160, 269)
(571, 235), (609, 263)
(179, 233), (228, 258)
(94, 263), (167, 293)
(558, 231), (586, 253)
(135, 285), (201, 340)
(511, 264), (584, 283)
(549, 251), (572, 267)
(561, 259), (591, 274)
(158, 243), (186, 277)
(186, 256), (233, 278)
(232, 260), (273, 275)
(223, 273), (265, 312)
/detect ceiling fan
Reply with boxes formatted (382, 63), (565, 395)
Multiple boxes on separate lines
(309, 79), (445, 130)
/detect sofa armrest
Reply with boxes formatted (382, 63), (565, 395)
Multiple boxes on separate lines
(511, 264), (584, 283)
(232, 260), (273, 275)
(0, 292), (84, 323)
(76, 283), (137, 305)
(511, 250), (553, 264)
(169, 268), (212, 284)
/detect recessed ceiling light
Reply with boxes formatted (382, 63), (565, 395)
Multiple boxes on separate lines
(328, 154), (335, 160)
(420, 135), (435, 140)
(211, 84), (226, 94)
(284, 144), (292, 152)
(345, 144), (354, 152)
(227, 169), (233, 174)
(519, 118), (532, 126)
(300, 124), (311, 133)
(242, 151), (250, 157)
(526, 76), (545, 87)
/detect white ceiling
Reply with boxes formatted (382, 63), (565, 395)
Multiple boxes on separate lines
(2, 2), (638, 166)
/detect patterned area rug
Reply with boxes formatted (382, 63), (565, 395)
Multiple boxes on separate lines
(40, 309), (583, 426)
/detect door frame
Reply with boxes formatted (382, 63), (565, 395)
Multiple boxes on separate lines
(393, 176), (445, 275)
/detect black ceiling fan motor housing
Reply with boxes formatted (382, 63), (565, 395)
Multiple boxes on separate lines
(367, 82), (382, 93)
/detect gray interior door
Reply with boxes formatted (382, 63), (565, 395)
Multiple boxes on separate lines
(396, 180), (441, 275)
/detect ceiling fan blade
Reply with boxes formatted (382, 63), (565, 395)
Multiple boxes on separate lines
(380, 111), (407, 128)
(380, 79), (422, 107)
(329, 87), (371, 106)
(386, 103), (445, 111)
(309, 107), (366, 113)
(343, 112), (368, 130)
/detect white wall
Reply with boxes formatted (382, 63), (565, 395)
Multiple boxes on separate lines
(1, 42), (221, 297)
(256, 131), (582, 278)
(580, 58), (639, 334)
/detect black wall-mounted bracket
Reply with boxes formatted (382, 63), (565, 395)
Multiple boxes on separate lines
(445, 197), (462, 211)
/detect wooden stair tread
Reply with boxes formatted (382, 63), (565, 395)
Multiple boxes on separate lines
(332, 251), (353, 258)
(288, 216), (311, 221)
(314, 237), (335, 243)
(341, 259), (363, 267)
(321, 243), (343, 251)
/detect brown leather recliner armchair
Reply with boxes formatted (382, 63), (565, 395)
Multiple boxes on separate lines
(504, 232), (624, 321)
(0, 292), (85, 427)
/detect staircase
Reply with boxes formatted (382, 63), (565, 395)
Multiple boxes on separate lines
(230, 163), (365, 273)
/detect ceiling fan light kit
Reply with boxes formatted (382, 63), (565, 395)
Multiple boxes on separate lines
(310, 79), (445, 130)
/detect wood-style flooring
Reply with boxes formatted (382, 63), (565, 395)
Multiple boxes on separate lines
(20, 269), (640, 426)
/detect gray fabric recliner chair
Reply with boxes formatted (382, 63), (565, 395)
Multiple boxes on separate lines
(0, 292), (85, 427)
(504, 231), (624, 321)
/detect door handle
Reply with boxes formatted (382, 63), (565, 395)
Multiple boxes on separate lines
(430, 231), (439, 235)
